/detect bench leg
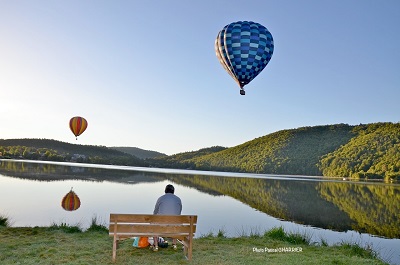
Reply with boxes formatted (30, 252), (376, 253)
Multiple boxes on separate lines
(187, 236), (193, 261)
(181, 237), (191, 260)
(112, 236), (118, 262)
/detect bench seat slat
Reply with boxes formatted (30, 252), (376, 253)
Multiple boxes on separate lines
(109, 224), (196, 234)
(109, 232), (188, 240)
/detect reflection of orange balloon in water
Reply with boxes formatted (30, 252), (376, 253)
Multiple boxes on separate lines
(69, 116), (88, 140)
(61, 188), (81, 211)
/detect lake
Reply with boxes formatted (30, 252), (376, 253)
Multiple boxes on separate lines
(0, 159), (399, 264)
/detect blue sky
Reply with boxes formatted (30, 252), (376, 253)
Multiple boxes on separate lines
(1, 1), (399, 155)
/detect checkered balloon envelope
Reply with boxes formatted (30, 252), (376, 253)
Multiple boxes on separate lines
(215, 21), (274, 95)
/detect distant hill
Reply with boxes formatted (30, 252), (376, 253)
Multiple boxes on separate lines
(0, 138), (146, 166)
(110, 147), (166, 159)
(146, 146), (227, 169)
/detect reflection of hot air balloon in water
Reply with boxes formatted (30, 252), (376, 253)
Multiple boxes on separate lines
(61, 188), (81, 211)
(69, 116), (88, 140)
(215, 21), (274, 95)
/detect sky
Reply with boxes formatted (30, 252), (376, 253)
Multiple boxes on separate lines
(1, 0), (399, 155)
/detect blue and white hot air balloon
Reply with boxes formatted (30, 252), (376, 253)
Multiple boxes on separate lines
(215, 21), (274, 95)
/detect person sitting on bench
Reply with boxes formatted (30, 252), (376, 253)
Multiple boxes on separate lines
(152, 184), (182, 251)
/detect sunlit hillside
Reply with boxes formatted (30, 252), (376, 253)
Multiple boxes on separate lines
(149, 122), (400, 180)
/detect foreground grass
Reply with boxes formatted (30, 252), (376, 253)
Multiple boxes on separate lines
(0, 226), (388, 265)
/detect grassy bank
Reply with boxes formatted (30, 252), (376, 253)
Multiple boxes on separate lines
(0, 222), (388, 265)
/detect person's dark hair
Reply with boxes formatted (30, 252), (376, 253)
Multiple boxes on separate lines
(165, 184), (175, 194)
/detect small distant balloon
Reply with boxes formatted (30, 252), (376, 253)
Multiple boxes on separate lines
(69, 116), (88, 140)
(61, 188), (81, 211)
(215, 21), (274, 95)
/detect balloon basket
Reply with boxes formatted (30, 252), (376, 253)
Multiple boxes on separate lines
(240, 89), (245, 95)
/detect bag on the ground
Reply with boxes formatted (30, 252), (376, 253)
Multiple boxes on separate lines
(132, 237), (150, 248)
(158, 237), (169, 248)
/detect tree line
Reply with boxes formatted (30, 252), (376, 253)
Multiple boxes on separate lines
(0, 138), (146, 166)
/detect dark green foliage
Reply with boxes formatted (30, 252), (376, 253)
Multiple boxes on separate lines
(339, 242), (377, 260)
(86, 216), (108, 233)
(0, 216), (9, 227)
(264, 226), (286, 239)
(0, 138), (146, 166)
(264, 227), (311, 245)
(217, 229), (226, 238)
(49, 223), (82, 233)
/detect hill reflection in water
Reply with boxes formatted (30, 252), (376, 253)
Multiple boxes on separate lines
(0, 160), (399, 239)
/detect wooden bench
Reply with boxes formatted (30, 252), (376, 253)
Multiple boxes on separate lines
(109, 214), (197, 262)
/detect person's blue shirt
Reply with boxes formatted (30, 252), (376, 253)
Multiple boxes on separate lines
(153, 193), (182, 215)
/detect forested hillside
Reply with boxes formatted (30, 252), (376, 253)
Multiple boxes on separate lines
(148, 122), (400, 180)
(1, 122), (399, 180)
(318, 122), (400, 179)
(153, 124), (355, 175)
(0, 139), (146, 166)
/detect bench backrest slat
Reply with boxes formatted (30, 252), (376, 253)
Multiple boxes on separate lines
(110, 214), (197, 224)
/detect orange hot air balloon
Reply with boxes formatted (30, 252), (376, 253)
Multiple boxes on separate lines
(61, 188), (81, 211)
(69, 116), (88, 140)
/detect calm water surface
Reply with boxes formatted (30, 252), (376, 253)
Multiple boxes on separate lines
(0, 160), (399, 264)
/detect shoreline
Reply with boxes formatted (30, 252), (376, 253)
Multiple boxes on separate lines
(2, 158), (397, 185)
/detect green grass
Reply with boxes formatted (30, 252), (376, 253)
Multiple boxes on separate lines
(264, 226), (312, 245)
(86, 215), (109, 233)
(339, 242), (377, 260)
(0, 225), (389, 265)
(49, 222), (83, 233)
